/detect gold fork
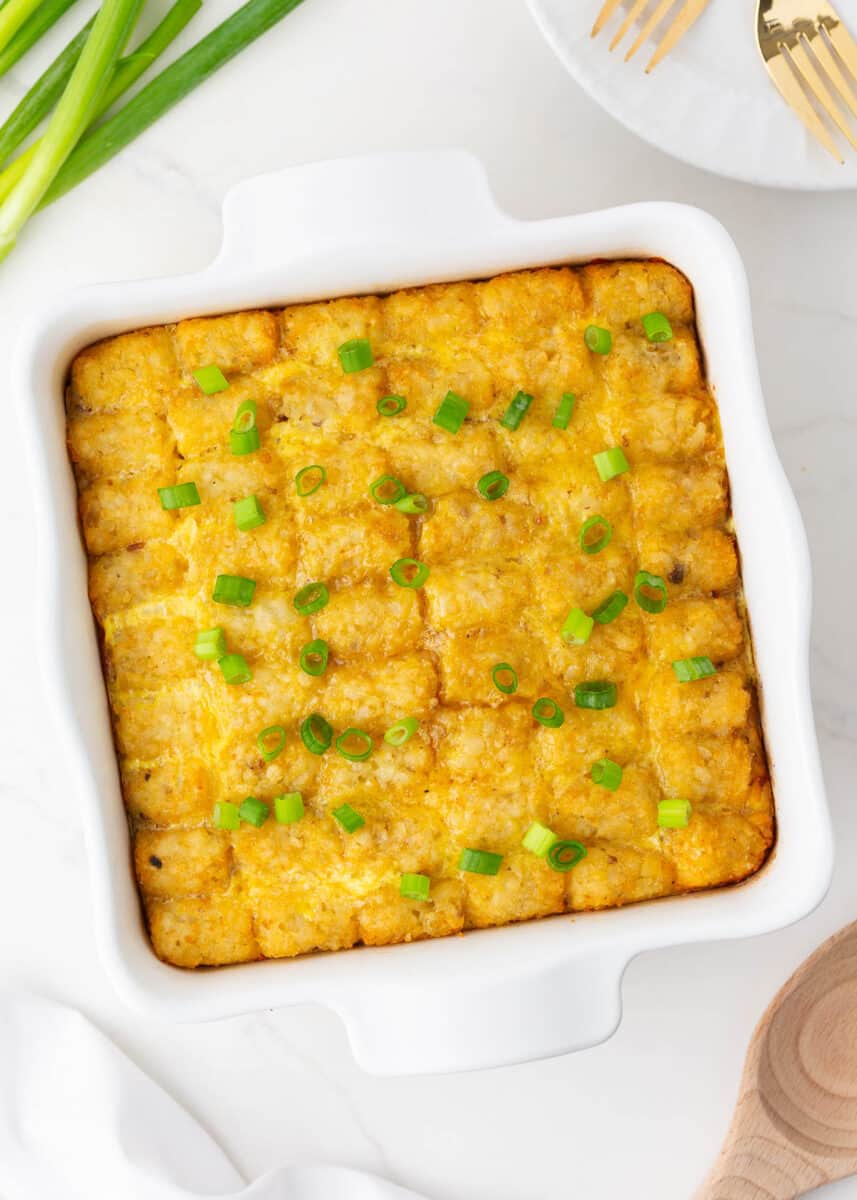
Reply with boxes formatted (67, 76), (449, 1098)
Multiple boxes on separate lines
(591, 0), (713, 71)
(756, 0), (857, 163)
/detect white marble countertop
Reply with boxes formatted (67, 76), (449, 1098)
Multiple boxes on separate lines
(1, 1), (855, 1196)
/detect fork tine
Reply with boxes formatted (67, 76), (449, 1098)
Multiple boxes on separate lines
(827, 20), (857, 86)
(626, 0), (678, 62)
(789, 40), (857, 150)
(591, 0), (624, 38)
(609, 0), (649, 52)
(767, 51), (844, 162)
(812, 28), (857, 119)
(646, 0), (711, 72)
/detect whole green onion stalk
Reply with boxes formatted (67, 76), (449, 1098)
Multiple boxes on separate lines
(0, 0), (44, 58)
(0, 0), (81, 79)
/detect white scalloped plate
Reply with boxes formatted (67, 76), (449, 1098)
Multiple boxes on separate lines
(527, 0), (857, 191)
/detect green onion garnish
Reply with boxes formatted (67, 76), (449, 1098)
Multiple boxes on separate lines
(213, 801), (240, 831)
(299, 638), (329, 677)
(295, 464), (326, 497)
(532, 697), (565, 728)
(384, 717), (419, 746)
(432, 390), (469, 434)
(219, 653), (252, 685)
(193, 364), (229, 394)
(293, 581), (329, 615)
(239, 796), (269, 828)
(553, 392), (576, 430)
(370, 475), (407, 505)
(333, 803), (365, 833)
(579, 514), (612, 555)
(584, 325), (612, 355)
(400, 872), (431, 901)
(257, 724), (286, 762)
(458, 848), (503, 876)
(300, 713), (333, 756)
(547, 840), (587, 872)
(378, 394), (407, 417)
(561, 607), (594, 645)
(194, 627), (226, 661)
(642, 312), (673, 343)
(230, 427), (260, 456)
(212, 574), (256, 608)
(574, 681), (618, 710)
(672, 656), (716, 682)
(593, 447), (629, 481)
(335, 728), (373, 762)
(390, 558), (429, 589)
(500, 390), (533, 431)
(233, 494), (266, 531)
(395, 493), (429, 515)
(592, 590), (628, 625)
(491, 663), (518, 695)
(522, 821), (558, 857)
(337, 338), (374, 373)
(232, 398), (257, 431)
(658, 798), (692, 828)
(158, 482), (200, 510)
(477, 470), (510, 501)
(591, 758), (623, 791)
(274, 792), (304, 824)
(634, 570), (668, 614)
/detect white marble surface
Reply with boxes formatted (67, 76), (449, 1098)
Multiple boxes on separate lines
(0, 1), (855, 1197)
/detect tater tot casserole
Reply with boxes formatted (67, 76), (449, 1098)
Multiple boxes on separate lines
(66, 261), (773, 969)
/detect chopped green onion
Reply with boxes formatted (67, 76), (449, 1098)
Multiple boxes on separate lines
(658, 798), (692, 828)
(522, 821), (558, 858)
(593, 447), (629, 481)
(591, 758), (623, 791)
(370, 474), (407, 505)
(378, 394), (407, 417)
(395, 492), (428, 515)
(293, 581), (329, 615)
(432, 390), (469, 433)
(477, 470), (510, 501)
(579, 514), (612, 555)
(233, 494), (266, 531)
(642, 311), (673, 343)
(193, 364), (228, 394)
(532, 697), (565, 728)
(634, 570), (668, 614)
(232, 398), (257, 431)
(491, 662), (518, 695)
(239, 796), (269, 828)
(257, 724), (286, 762)
(194, 627), (226, 661)
(274, 792), (304, 823)
(553, 392), (576, 430)
(295, 464), (326, 497)
(584, 325), (612, 355)
(299, 638), (329, 677)
(213, 574), (256, 608)
(384, 717), (419, 746)
(390, 558), (429, 589)
(672, 656), (716, 682)
(158, 482), (200, 510)
(335, 728), (373, 762)
(213, 800), (239, 831)
(458, 848), (503, 876)
(399, 872), (431, 901)
(592, 590), (628, 625)
(333, 803), (365, 833)
(300, 713), (333, 756)
(547, 840), (587, 872)
(562, 607), (594, 646)
(500, 390), (533, 431)
(219, 653), (252, 685)
(337, 338), (374, 373)
(574, 681), (618, 710)
(230, 427), (260, 455)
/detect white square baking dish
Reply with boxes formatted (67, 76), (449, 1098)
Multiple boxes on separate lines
(16, 150), (832, 1075)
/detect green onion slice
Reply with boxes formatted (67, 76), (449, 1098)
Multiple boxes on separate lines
(458, 848), (503, 876)
(274, 792), (304, 824)
(158, 482), (200, 510)
(432, 390), (469, 433)
(584, 325), (612, 355)
(672, 656), (716, 682)
(658, 798), (692, 828)
(400, 872), (431, 901)
(477, 470), (510, 501)
(295, 464), (326, 497)
(579, 514), (612, 555)
(232, 398), (257, 432)
(491, 662), (518, 695)
(378, 394), (407, 417)
(384, 716), (419, 746)
(333, 803), (365, 832)
(213, 801), (240, 831)
(194, 626), (226, 661)
(390, 558), (429, 589)
(522, 821), (558, 857)
(257, 724), (286, 762)
(370, 474), (407, 505)
(592, 590), (628, 625)
(337, 338), (374, 373)
(562, 607), (594, 646)
(574, 680), (618, 710)
(553, 392), (576, 430)
(532, 697), (565, 728)
(230, 427), (260, 456)
(233, 494), (266, 531)
(593, 447), (629, 481)
(299, 638), (329, 677)
(395, 492), (428, 514)
(192, 364), (229, 394)
(591, 758), (623, 791)
(293, 581), (329, 615)
(634, 570), (668, 614)
(500, 389), (533, 431)
(219, 653), (252, 685)
(239, 796), (269, 828)
(212, 574), (256, 607)
(335, 728), (373, 762)
(300, 713), (333, 756)
(642, 311), (673, 343)
(547, 840), (587, 872)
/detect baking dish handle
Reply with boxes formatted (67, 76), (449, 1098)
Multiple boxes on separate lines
(339, 947), (629, 1076)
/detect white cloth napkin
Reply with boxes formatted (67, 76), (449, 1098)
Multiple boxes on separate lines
(0, 993), (429, 1200)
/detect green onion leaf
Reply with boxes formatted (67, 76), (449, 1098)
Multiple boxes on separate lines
(592, 590), (628, 625)
(584, 325), (612, 354)
(553, 392), (576, 430)
(394, 492), (429, 515)
(299, 638), (329, 677)
(232, 398), (257, 431)
(370, 474), (407, 505)
(458, 848), (503, 876)
(0, 0), (82, 84)
(579, 514), (612, 555)
(337, 338), (374, 373)
(213, 574), (256, 607)
(377, 394), (407, 417)
(634, 570), (668, 614)
(491, 662), (518, 695)
(335, 728), (373, 762)
(532, 697), (565, 728)
(399, 872), (431, 901)
(390, 558), (429, 589)
(257, 724), (286, 762)
(0, 0), (52, 63)
(219, 653), (252, 685)
(300, 713), (333, 756)
(233, 494), (266, 531)
(274, 792), (304, 824)
(333, 803), (365, 833)
(239, 796), (269, 828)
(293, 581), (329, 615)
(477, 470), (510, 501)
(562, 607), (594, 645)
(213, 800), (240, 830)
(295, 464), (326, 497)
(432, 390), (468, 434)
(230, 427), (260, 456)
(672, 656), (716, 682)
(593, 447), (629, 481)
(574, 680), (617, 710)
(642, 311), (673, 343)
(193, 364), (228, 394)
(591, 758), (623, 791)
(547, 840), (587, 872)
(194, 627), (226, 661)
(658, 798), (692, 828)
(500, 390), (533, 431)
(384, 717), (419, 746)
(158, 481), (200, 510)
(521, 821), (558, 857)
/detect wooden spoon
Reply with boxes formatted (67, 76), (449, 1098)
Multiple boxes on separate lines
(697, 921), (857, 1199)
